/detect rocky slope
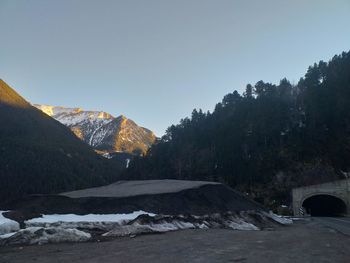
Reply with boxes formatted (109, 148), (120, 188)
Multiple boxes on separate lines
(34, 104), (156, 155)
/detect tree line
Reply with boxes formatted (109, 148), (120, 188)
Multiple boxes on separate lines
(123, 51), (350, 210)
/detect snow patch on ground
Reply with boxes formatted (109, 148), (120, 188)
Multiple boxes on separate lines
(227, 221), (259, 230)
(25, 211), (156, 226)
(0, 211), (20, 235)
(0, 232), (17, 239)
(103, 221), (197, 237)
(103, 213), (262, 237)
(264, 212), (293, 225)
(0, 227), (91, 246)
(1, 210), (292, 246)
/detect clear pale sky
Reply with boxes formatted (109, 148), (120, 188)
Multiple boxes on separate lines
(1, 0), (350, 136)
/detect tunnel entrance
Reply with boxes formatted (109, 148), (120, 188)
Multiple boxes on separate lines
(302, 195), (347, 216)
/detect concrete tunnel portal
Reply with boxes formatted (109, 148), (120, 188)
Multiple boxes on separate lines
(293, 179), (350, 217)
(302, 194), (347, 216)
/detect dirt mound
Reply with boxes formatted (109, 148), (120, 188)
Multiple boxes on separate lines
(4, 181), (266, 224)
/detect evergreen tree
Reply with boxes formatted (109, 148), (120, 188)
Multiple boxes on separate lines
(123, 50), (350, 210)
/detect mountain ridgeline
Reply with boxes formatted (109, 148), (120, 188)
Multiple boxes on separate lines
(34, 105), (156, 156)
(0, 80), (122, 204)
(124, 51), (350, 209)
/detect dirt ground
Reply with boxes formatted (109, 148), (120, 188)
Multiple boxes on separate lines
(0, 220), (349, 263)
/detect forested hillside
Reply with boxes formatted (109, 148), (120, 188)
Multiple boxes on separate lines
(124, 51), (350, 210)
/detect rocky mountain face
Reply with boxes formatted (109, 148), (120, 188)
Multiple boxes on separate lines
(0, 79), (122, 203)
(34, 105), (156, 155)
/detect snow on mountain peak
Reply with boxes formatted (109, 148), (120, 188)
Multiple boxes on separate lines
(34, 104), (156, 155)
(34, 104), (83, 117)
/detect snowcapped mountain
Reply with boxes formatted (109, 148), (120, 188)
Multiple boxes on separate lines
(34, 104), (156, 155)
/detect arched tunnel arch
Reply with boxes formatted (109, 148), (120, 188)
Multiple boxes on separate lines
(302, 194), (347, 216)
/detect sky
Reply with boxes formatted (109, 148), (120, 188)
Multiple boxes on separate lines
(1, 0), (350, 136)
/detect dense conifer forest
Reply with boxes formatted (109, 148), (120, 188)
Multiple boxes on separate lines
(124, 51), (350, 210)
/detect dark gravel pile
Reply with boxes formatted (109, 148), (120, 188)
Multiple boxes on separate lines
(3, 180), (266, 225)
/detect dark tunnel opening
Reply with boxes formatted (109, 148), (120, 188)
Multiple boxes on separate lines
(302, 195), (347, 217)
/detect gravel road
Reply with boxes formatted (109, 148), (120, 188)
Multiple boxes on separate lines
(314, 217), (350, 236)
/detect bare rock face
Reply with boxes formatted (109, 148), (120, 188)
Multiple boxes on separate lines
(34, 104), (156, 155)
